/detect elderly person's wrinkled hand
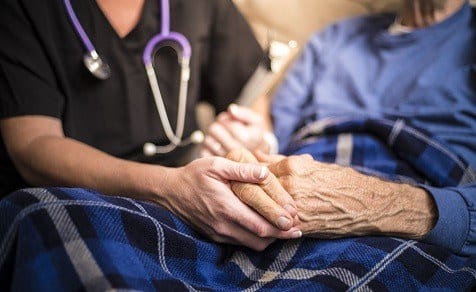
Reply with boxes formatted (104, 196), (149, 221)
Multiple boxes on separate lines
(263, 154), (437, 239)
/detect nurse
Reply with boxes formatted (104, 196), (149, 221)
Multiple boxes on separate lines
(0, 0), (301, 250)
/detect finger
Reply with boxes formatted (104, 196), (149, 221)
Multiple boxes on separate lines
(259, 174), (298, 218)
(266, 155), (314, 178)
(228, 149), (297, 216)
(254, 151), (286, 164)
(200, 148), (213, 158)
(231, 182), (294, 230)
(228, 104), (262, 125)
(207, 123), (242, 153)
(216, 111), (232, 123)
(211, 157), (269, 183)
(203, 135), (227, 156)
(224, 194), (303, 239)
(232, 202), (303, 240)
(220, 119), (251, 143)
(267, 158), (292, 178)
(227, 149), (298, 226)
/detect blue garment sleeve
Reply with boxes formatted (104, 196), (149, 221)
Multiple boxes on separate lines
(271, 36), (323, 152)
(422, 183), (476, 256)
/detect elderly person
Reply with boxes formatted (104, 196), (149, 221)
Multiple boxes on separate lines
(204, 0), (476, 255)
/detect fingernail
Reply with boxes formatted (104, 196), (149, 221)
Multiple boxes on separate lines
(284, 204), (297, 216)
(229, 104), (238, 114)
(254, 166), (268, 180)
(292, 230), (303, 238)
(277, 216), (291, 229)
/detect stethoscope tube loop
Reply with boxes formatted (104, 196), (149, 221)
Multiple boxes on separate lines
(64, 0), (203, 155)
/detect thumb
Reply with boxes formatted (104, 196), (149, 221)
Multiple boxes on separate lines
(212, 158), (269, 183)
(228, 104), (262, 125)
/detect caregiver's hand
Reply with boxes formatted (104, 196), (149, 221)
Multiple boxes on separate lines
(263, 154), (437, 239)
(160, 156), (302, 251)
(201, 104), (271, 157)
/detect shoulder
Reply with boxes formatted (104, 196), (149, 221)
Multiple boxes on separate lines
(0, 0), (59, 15)
(0, 0), (67, 32)
(305, 13), (395, 54)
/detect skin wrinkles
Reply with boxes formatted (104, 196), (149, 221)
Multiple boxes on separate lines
(200, 0), (463, 245)
(228, 148), (437, 240)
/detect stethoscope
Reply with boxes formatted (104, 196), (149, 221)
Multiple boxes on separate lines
(63, 0), (205, 156)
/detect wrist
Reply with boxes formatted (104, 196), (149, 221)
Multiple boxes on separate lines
(127, 163), (176, 207)
(381, 183), (437, 238)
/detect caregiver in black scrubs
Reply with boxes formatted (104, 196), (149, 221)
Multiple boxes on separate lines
(0, 0), (301, 250)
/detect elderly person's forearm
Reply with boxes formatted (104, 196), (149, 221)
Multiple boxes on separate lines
(265, 154), (438, 239)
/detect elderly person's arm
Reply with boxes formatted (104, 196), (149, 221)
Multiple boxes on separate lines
(228, 149), (476, 256)
(264, 153), (476, 256)
(227, 149), (436, 238)
(262, 154), (437, 239)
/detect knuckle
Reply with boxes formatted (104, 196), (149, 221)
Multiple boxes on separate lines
(237, 165), (251, 180)
(301, 154), (314, 161)
(288, 156), (301, 169)
(212, 222), (228, 237)
(252, 223), (269, 238)
(281, 176), (296, 191)
(217, 112), (228, 120)
(208, 123), (221, 136)
(226, 149), (244, 162)
(208, 157), (223, 171)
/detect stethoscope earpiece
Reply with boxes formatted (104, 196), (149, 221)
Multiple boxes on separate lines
(143, 130), (205, 156)
(190, 130), (205, 144)
(143, 142), (159, 157)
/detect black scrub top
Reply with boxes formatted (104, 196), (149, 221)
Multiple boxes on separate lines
(0, 0), (264, 197)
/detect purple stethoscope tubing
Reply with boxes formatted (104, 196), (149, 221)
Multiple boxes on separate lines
(143, 0), (191, 65)
(64, 0), (202, 155)
(63, 0), (191, 68)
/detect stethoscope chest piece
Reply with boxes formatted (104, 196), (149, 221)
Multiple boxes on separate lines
(66, 0), (203, 155)
(84, 51), (111, 80)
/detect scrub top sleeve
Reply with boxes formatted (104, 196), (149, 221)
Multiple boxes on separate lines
(201, 0), (265, 113)
(0, 0), (64, 119)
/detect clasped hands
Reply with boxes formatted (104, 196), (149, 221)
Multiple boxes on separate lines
(194, 105), (436, 251)
(227, 148), (437, 243)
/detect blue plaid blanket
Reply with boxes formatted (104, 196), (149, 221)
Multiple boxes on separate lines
(1, 118), (475, 291)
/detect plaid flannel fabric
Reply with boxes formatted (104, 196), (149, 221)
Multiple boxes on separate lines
(287, 117), (475, 187)
(1, 117), (475, 291)
(0, 187), (475, 291)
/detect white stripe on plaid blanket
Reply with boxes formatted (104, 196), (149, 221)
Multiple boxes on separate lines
(27, 189), (113, 291)
(231, 240), (371, 291)
(0, 191), (198, 291)
(336, 134), (353, 166)
(394, 238), (476, 279)
(387, 119), (405, 146)
(348, 240), (416, 291)
(120, 197), (198, 292)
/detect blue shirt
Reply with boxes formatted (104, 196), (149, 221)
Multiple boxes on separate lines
(272, 4), (476, 255)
